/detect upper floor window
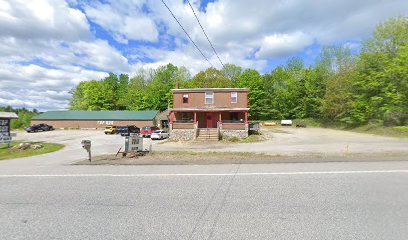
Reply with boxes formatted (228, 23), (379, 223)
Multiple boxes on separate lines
(231, 92), (237, 103)
(183, 93), (189, 103)
(205, 92), (214, 104)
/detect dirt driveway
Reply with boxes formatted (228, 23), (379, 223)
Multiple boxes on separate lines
(11, 127), (408, 160)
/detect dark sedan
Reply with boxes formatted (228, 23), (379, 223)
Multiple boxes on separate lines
(24, 124), (54, 133)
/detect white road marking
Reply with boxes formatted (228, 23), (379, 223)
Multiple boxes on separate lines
(1, 170), (408, 178)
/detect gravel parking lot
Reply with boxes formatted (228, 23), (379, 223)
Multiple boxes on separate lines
(11, 127), (408, 162)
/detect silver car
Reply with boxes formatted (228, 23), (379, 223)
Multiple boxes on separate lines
(150, 130), (169, 140)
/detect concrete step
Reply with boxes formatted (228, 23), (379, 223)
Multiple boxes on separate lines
(195, 138), (219, 141)
(197, 134), (218, 137)
(196, 136), (219, 139)
(197, 137), (219, 139)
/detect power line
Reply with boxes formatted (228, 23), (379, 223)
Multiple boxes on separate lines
(160, 0), (214, 68)
(186, 0), (225, 69)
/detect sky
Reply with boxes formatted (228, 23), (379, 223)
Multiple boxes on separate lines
(0, 0), (407, 111)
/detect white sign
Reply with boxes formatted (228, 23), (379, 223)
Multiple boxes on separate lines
(97, 121), (114, 125)
(0, 135), (11, 144)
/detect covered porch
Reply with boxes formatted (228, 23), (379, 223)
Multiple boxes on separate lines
(169, 109), (249, 130)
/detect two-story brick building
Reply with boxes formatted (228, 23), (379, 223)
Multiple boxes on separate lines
(169, 88), (249, 140)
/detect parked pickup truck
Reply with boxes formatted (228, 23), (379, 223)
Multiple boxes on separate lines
(116, 125), (140, 136)
(25, 124), (54, 133)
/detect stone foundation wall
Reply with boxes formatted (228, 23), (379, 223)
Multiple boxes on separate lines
(170, 129), (195, 141)
(221, 130), (248, 139)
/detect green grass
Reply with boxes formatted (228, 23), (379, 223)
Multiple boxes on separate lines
(222, 134), (264, 143)
(0, 141), (65, 160)
(351, 124), (408, 138)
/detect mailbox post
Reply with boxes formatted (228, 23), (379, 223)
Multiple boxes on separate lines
(81, 140), (92, 162)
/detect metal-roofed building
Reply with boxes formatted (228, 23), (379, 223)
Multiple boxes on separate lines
(0, 112), (19, 119)
(31, 110), (160, 129)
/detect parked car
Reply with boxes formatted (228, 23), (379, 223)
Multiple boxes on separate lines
(104, 125), (117, 134)
(151, 130), (169, 140)
(140, 126), (160, 137)
(116, 125), (140, 136)
(25, 124), (54, 133)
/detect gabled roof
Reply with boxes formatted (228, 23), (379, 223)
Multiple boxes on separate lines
(32, 110), (159, 120)
(0, 112), (19, 119)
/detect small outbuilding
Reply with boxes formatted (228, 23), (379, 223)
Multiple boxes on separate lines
(31, 110), (160, 129)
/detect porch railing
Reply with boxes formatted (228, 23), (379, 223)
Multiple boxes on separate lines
(222, 120), (245, 124)
(173, 120), (194, 123)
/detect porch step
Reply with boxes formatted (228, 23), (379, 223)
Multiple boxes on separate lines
(196, 128), (219, 141)
(196, 136), (219, 140)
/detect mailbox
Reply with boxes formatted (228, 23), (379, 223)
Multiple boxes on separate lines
(81, 140), (92, 161)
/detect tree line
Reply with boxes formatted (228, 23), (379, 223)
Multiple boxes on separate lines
(0, 106), (38, 129)
(69, 16), (408, 127)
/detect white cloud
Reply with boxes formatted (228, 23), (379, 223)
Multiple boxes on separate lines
(83, 0), (159, 43)
(0, 62), (109, 110)
(256, 32), (314, 58)
(0, 0), (90, 41)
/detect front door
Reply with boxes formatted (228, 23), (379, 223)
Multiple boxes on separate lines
(205, 112), (214, 128)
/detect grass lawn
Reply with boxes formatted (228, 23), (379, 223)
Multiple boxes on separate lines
(0, 141), (65, 160)
(351, 125), (408, 138)
(222, 134), (265, 143)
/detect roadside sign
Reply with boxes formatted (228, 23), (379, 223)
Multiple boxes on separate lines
(125, 136), (144, 152)
(0, 119), (11, 144)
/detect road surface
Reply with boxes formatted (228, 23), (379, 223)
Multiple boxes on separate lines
(1, 160), (408, 239)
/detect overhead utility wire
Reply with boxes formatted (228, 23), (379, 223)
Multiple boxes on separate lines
(161, 0), (214, 68)
(186, 0), (225, 69)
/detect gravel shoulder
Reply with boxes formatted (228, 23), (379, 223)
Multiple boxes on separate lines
(9, 127), (408, 165)
(154, 127), (408, 156)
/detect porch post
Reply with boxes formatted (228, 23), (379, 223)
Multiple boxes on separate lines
(169, 111), (174, 124)
(194, 112), (197, 124)
(245, 111), (248, 124)
(169, 111), (173, 131)
(219, 112), (222, 123)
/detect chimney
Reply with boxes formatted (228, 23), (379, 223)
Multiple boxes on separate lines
(176, 82), (180, 89)
(204, 82), (208, 88)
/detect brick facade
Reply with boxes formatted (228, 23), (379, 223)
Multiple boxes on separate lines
(31, 120), (154, 129)
(169, 88), (250, 140)
(173, 91), (248, 109)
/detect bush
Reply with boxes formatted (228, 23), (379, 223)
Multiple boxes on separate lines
(392, 126), (408, 133)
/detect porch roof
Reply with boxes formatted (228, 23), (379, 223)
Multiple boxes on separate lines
(169, 107), (249, 112)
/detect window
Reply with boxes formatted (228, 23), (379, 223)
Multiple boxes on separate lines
(183, 93), (189, 103)
(182, 112), (192, 121)
(205, 92), (214, 104)
(231, 92), (237, 103)
(231, 112), (239, 121)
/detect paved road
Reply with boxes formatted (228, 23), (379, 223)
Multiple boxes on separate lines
(1, 161), (408, 240)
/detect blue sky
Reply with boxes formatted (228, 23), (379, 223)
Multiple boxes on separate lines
(0, 0), (407, 110)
